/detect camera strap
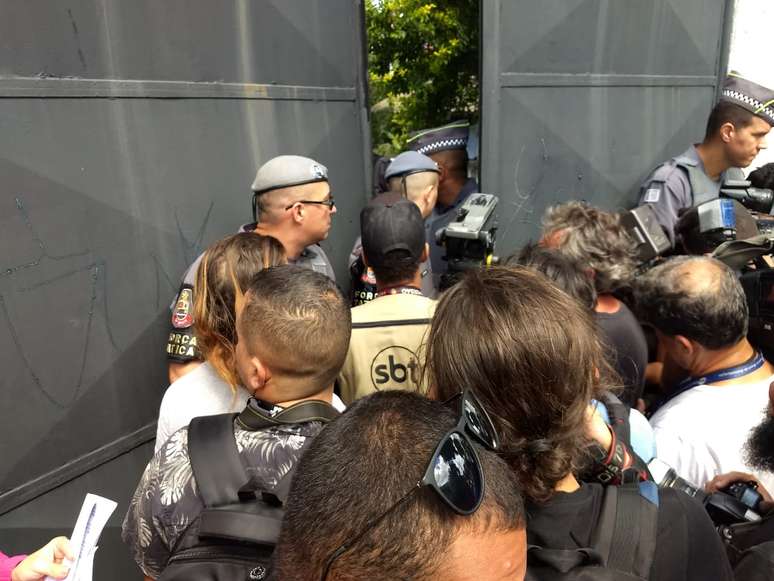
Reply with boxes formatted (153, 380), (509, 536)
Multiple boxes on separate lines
(236, 397), (340, 431)
(654, 351), (764, 413)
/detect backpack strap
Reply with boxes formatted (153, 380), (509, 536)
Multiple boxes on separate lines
(236, 399), (340, 431)
(594, 482), (659, 578)
(189, 413), (247, 508)
(266, 437), (315, 505)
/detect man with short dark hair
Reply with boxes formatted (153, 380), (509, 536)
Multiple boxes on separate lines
(167, 155), (337, 382)
(639, 73), (774, 244)
(338, 193), (436, 404)
(271, 390), (527, 581)
(637, 255), (774, 489)
(123, 266), (350, 580)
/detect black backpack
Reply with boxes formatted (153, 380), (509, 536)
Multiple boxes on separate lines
(526, 482), (660, 580)
(718, 511), (774, 569)
(158, 401), (339, 581)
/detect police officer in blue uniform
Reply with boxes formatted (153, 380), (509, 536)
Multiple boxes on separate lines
(166, 155), (337, 382)
(639, 73), (774, 245)
(406, 121), (479, 286)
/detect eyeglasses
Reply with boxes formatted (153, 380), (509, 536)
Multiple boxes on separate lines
(319, 389), (498, 581)
(284, 196), (335, 210)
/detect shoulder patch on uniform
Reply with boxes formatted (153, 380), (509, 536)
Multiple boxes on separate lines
(172, 286), (194, 329)
(643, 188), (661, 203)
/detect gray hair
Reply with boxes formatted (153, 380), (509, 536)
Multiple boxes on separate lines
(634, 255), (748, 349)
(542, 201), (637, 293)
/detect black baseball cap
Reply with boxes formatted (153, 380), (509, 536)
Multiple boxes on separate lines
(360, 192), (425, 268)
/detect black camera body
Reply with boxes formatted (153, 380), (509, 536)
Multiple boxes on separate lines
(436, 193), (499, 289)
(720, 179), (774, 215)
(649, 459), (763, 526)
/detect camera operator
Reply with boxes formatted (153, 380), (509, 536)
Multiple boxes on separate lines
(541, 201), (648, 407)
(339, 193), (436, 404)
(636, 255), (774, 491)
(638, 73), (774, 245)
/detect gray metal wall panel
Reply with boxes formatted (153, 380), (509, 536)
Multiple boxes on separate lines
(481, 0), (733, 254)
(0, 0), (357, 86)
(0, 443), (155, 581)
(0, 96), (363, 492)
(0, 1), (369, 576)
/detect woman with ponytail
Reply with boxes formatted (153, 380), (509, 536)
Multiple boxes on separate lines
(426, 266), (733, 580)
(154, 232), (285, 452)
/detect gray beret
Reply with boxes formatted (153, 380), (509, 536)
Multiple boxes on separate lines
(251, 155), (328, 194)
(721, 72), (774, 127)
(384, 151), (440, 180)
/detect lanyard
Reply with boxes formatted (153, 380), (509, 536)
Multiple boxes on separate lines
(659, 351), (765, 409)
(376, 285), (423, 298)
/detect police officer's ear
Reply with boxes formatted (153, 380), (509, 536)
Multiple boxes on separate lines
(421, 243), (429, 263)
(287, 202), (305, 224)
(719, 122), (737, 144)
(361, 250), (370, 268)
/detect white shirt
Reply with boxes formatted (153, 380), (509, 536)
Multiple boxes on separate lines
(650, 373), (774, 490)
(155, 361), (347, 452)
(155, 362), (251, 452)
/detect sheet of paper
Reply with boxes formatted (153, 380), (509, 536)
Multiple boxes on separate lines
(45, 493), (117, 581)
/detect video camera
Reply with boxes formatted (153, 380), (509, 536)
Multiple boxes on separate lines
(720, 179), (774, 214)
(623, 189), (774, 356)
(435, 193), (499, 289)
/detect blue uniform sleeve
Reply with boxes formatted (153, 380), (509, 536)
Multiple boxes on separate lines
(639, 169), (692, 246)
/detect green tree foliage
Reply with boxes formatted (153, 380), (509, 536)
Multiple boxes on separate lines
(367, 0), (479, 156)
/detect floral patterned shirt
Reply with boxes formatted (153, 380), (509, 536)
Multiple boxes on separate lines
(121, 420), (324, 579)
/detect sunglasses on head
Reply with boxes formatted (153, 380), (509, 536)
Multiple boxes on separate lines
(319, 389), (499, 581)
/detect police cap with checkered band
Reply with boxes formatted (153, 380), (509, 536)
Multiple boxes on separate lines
(405, 121), (470, 156)
(251, 155), (329, 221)
(720, 72), (774, 127)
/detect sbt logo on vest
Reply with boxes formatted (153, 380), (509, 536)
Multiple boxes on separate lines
(370, 345), (421, 388)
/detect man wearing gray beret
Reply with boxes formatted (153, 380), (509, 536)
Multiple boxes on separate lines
(639, 72), (774, 244)
(166, 154), (337, 382)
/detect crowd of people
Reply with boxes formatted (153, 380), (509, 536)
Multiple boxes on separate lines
(7, 73), (774, 580)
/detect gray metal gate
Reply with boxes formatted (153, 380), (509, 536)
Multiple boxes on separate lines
(0, 2), (369, 577)
(480, 0), (734, 254)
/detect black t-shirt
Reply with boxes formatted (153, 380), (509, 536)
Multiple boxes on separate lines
(595, 303), (648, 407)
(527, 483), (734, 580)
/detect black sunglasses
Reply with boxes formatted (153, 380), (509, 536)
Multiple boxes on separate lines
(319, 389), (498, 581)
(284, 196), (335, 210)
